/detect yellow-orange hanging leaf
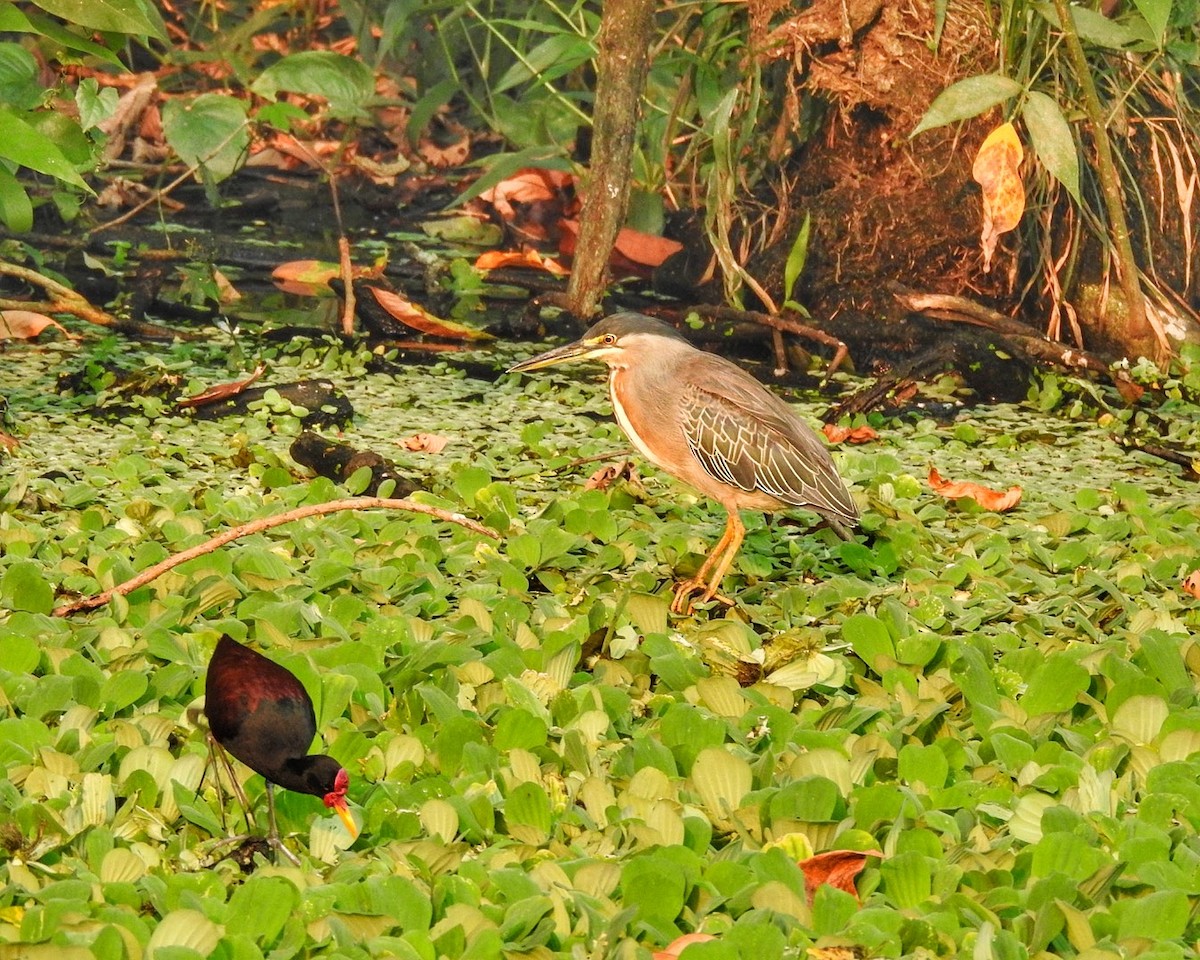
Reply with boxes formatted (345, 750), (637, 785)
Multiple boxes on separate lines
(972, 121), (1025, 272)
(928, 466), (1022, 512)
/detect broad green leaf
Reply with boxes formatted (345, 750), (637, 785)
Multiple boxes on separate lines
(1022, 91), (1080, 202)
(1113, 889), (1189, 940)
(878, 851), (933, 908)
(161, 94), (249, 183)
(226, 876), (299, 947)
(911, 74), (1023, 136)
(21, 8), (124, 63)
(1, 559), (54, 614)
(31, 0), (167, 40)
(0, 43), (41, 110)
(0, 165), (32, 232)
(252, 51), (375, 119)
(692, 747), (752, 820)
(1128, 0), (1171, 44)
(843, 613), (895, 670)
(1020, 655), (1089, 715)
(0, 107), (89, 189)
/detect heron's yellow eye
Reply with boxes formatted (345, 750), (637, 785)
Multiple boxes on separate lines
(602, 334), (617, 345)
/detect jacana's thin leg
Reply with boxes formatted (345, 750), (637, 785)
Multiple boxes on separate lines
(265, 783), (302, 866)
(672, 512), (739, 614)
(208, 735), (256, 831)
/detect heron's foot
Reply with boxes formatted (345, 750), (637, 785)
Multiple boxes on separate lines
(671, 578), (734, 614)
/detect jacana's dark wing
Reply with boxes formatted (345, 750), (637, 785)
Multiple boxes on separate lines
(679, 363), (858, 525)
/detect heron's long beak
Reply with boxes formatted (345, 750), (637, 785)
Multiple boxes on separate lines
(507, 340), (595, 373)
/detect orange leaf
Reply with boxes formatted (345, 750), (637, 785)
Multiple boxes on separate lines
(928, 466), (1022, 511)
(652, 933), (717, 959)
(823, 423), (880, 444)
(178, 364), (266, 408)
(972, 122), (1025, 272)
(798, 850), (871, 905)
(0, 310), (72, 340)
(474, 249), (570, 276)
(365, 287), (494, 340)
(479, 167), (574, 221)
(397, 433), (449, 454)
(559, 220), (683, 269)
(1182, 570), (1200, 599)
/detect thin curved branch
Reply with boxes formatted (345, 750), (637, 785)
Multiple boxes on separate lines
(53, 497), (499, 617)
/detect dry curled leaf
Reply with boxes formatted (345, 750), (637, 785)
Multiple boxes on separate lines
(822, 423), (880, 444)
(1182, 569), (1200, 599)
(653, 933), (717, 959)
(178, 364), (266, 409)
(366, 287), (493, 341)
(397, 433), (449, 454)
(474, 249), (570, 276)
(0, 310), (72, 341)
(928, 466), (1022, 512)
(584, 461), (636, 490)
(972, 121), (1025, 272)
(799, 849), (872, 904)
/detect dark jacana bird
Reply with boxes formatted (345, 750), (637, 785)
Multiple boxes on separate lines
(204, 634), (357, 862)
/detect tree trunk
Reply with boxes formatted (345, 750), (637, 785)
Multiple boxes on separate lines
(566, 0), (656, 319)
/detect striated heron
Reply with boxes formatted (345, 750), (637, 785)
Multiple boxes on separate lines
(508, 312), (858, 612)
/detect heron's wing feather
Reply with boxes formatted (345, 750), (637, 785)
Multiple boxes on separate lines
(679, 358), (857, 523)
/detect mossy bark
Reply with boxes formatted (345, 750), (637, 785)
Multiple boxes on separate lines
(565, 0), (655, 319)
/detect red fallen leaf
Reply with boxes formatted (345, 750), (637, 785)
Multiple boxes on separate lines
(558, 220), (683, 269)
(0, 310), (73, 340)
(474, 249), (570, 276)
(928, 466), (1022, 512)
(652, 933), (717, 959)
(799, 850), (871, 905)
(479, 167), (575, 221)
(365, 287), (494, 341)
(1182, 569), (1200, 599)
(823, 423), (880, 444)
(178, 364), (266, 409)
(398, 433), (449, 454)
(0, 431), (19, 452)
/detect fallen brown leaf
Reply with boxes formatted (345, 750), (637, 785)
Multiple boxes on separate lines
(822, 423), (880, 444)
(474, 249), (570, 276)
(0, 431), (19, 452)
(558, 220), (683, 269)
(584, 461), (636, 490)
(928, 466), (1022, 512)
(397, 433), (449, 454)
(479, 167), (575, 221)
(0, 310), (72, 340)
(178, 364), (266, 409)
(799, 850), (872, 905)
(366, 287), (493, 341)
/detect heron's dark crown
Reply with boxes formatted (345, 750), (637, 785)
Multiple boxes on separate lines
(584, 312), (688, 344)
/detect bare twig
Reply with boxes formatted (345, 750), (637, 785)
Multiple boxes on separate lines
(694, 303), (851, 376)
(53, 497), (499, 617)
